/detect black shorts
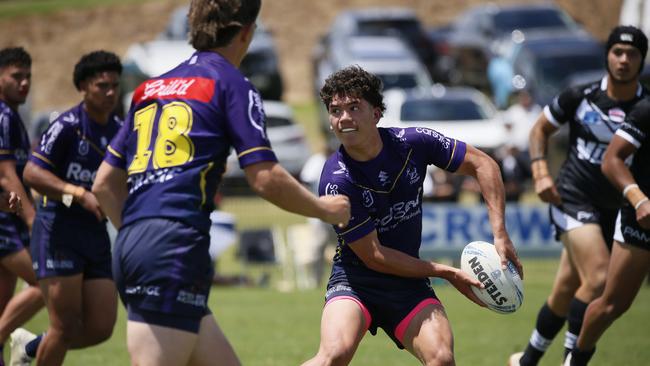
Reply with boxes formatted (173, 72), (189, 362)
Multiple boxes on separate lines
(614, 204), (650, 250)
(549, 198), (617, 246)
(113, 218), (213, 333)
(325, 267), (442, 349)
(31, 210), (111, 280)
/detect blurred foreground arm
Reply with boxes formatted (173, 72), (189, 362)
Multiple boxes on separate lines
(92, 161), (128, 229)
(244, 161), (350, 227)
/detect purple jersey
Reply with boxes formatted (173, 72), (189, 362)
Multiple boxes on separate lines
(320, 127), (466, 278)
(0, 100), (30, 239)
(106, 51), (277, 233)
(0, 100), (30, 187)
(30, 103), (121, 218)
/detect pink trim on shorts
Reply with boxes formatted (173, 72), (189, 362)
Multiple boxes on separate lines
(325, 296), (372, 331)
(394, 298), (442, 344)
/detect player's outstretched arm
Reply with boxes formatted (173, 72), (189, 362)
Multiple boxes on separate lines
(0, 160), (34, 229)
(602, 135), (650, 229)
(244, 161), (350, 227)
(348, 230), (485, 306)
(92, 161), (128, 229)
(455, 145), (523, 278)
(24, 161), (104, 221)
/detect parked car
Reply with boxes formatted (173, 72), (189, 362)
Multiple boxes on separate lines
(314, 34), (433, 93)
(379, 85), (506, 152)
(312, 7), (444, 82)
(313, 34), (433, 136)
(223, 100), (311, 185)
(487, 31), (604, 108)
(443, 3), (584, 90)
(121, 5), (283, 107)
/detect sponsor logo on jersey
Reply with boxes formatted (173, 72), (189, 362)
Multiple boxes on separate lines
(378, 170), (391, 187)
(134, 77), (215, 103)
(127, 167), (183, 194)
(78, 140), (89, 156)
(333, 161), (348, 175)
(325, 182), (339, 195)
(247, 90), (267, 139)
(406, 166), (420, 185)
(608, 108), (626, 123)
(396, 128), (406, 139)
(41, 121), (64, 154)
(583, 111), (601, 125)
(362, 189), (374, 207)
(375, 187), (422, 232)
(414, 127), (451, 148)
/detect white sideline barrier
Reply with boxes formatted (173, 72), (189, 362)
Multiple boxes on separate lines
(419, 203), (560, 259)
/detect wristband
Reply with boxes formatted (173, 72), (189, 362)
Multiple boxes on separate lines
(635, 198), (649, 210)
(530, 156), (546, 163)
(623, 183), (639, 197)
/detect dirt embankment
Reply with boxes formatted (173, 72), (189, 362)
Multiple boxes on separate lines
(0, 0), (622, 113)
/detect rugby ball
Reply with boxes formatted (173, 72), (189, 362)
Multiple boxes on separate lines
(460, 241), (523, 314)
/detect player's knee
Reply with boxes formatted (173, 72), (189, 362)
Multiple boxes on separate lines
(50, 318), (82, 344)
(603, 299), (631, 319)
(422, 348), (454, 366)
(317, 341), (355, 366)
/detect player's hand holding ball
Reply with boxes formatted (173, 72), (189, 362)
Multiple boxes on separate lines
(460, 241), (524, 314)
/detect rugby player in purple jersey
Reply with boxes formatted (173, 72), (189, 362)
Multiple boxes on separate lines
(566, 97), (650, 366)
(8, 51), (124, 366)
(92, 1), (350, 365)
(301, 66), (522, 366)
(0, 47), (41, 366)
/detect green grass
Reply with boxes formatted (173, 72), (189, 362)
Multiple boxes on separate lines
(0, 0), (155, 19)
(11, 258), (650, 365)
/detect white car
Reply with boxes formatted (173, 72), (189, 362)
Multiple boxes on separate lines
(379, 85), (507, 152)
(225, 101), (311, 180)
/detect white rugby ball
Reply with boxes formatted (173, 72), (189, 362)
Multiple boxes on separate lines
(460, 241), (523, 314)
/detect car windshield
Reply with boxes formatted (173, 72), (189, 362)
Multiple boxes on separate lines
(377, 74), (419, 90)
(493, 9), (570, 34)
(400, 98), (489, 121)
(356, 19), (421, 39)
(266, 116), (292, 128)
(534, 53), (603, 93)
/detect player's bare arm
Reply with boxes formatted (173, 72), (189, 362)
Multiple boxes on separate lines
(602, 135), (650, 229)
(347, 230), (485, 306)
(529, 114), (561, 206)
(244, 160), (350, 227)
(0, 160), (34, 229)
(92, 161), (127, 229)
(23, 161), (103, 221)
(455, 145), (523, 277)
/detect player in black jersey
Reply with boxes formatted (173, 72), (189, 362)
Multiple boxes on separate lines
(566, 97), (650, 366)
(509, 26), (649, 366)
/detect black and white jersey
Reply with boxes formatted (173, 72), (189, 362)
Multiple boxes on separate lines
(616, 97), (650, 195)
(544, 76), (648, 209)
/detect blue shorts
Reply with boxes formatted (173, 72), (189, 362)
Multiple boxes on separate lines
(113, 218), (213, 333)
(614, 204), (650, 250)
(325, 267), (442, 349)
(0, 213), (30, 258)
(31, 210), (111, 280)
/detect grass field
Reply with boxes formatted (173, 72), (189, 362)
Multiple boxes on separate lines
(11, 257), (650, 365)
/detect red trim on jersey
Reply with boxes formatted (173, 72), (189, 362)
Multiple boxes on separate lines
(133, 77), (215, 104)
